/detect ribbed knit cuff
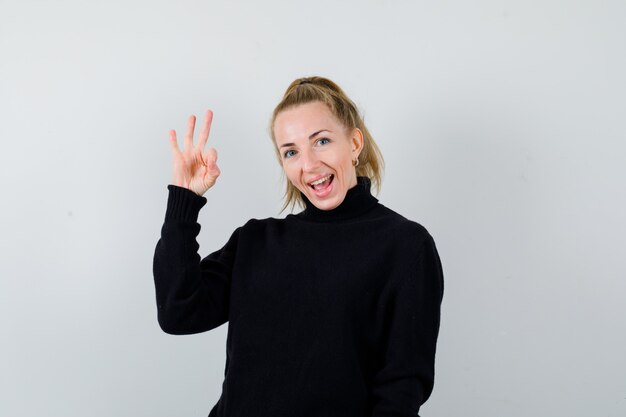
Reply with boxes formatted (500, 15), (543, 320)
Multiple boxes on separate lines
(165, 184), (208, 222)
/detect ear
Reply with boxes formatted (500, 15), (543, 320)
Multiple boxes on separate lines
(350, 127), (364, 157)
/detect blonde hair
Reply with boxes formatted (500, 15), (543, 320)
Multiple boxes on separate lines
(269, 76), (385, 212)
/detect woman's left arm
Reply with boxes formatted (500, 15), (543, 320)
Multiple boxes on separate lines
(370, 235), (444, 417)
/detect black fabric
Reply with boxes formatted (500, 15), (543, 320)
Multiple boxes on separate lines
(153, 177), (444, 417)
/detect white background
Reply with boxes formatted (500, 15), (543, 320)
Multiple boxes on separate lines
(1, 0), (625, 416)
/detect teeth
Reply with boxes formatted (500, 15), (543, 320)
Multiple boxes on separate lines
(310, 175), (332, 186)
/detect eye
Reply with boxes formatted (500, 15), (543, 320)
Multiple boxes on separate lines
(316, 137), (330, 145)
(283, 149), (297, 159)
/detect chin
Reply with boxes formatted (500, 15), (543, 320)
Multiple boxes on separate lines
(312, 199), (341, 211)
(306, 189), (346, 211)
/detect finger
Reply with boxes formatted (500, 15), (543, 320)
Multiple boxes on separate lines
(184, 115), (196, 151)
(169, 129), (180, 153)
(204, 147), (218, 167)
(197, 109), (213, 151)
(205, 148), (220, 179)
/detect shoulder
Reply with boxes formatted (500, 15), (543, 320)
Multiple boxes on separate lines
(372, 203), (434, 248)
(237, 216), (289, 234)
(218, 217), (289, 250)
(374, 204), (444, 295)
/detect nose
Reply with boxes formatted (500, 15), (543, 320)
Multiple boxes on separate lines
(301, 149), (321, 172)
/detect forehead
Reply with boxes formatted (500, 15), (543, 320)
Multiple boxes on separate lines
(274, 102), (343, 143)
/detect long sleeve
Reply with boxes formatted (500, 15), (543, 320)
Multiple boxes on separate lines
(152, 185), (239, 335)
(370, 235), (444, 417)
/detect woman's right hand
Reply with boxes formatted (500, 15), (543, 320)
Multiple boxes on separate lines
(169, 110), (221, 196)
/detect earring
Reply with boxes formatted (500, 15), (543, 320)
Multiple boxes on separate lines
(352, 157), (360, 167)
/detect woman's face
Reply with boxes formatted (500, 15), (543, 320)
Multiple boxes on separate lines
(274, 101), (363, 211)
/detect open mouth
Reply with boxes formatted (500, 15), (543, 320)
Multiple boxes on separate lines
(309, 174), (334, 192)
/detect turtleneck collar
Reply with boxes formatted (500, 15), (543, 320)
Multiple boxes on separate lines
(295, 176), (379, 222)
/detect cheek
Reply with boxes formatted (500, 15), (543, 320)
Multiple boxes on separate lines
(282, 164), (301, 185)
(335, 150), (354, 170)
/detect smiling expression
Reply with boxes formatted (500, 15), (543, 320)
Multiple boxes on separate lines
(273, 101), (364, 211)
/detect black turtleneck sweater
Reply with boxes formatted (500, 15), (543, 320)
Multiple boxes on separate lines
(153, 176), (444, 417)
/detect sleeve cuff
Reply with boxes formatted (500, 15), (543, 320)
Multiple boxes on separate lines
(164, 184), (208, 222)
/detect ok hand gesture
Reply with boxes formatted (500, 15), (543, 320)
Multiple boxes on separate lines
(169, 110), (220, 196)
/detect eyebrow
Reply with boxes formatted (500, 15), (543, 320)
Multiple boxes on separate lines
(279, 130), (331, 149)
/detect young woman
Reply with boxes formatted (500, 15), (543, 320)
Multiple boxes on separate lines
(153, 76), (444, 416)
